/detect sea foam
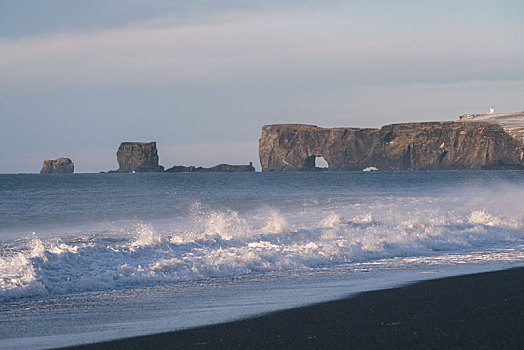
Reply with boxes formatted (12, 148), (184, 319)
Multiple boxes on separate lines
(1, 201), (523, 302)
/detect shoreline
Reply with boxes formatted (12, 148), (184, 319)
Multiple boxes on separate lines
(64, 267), (524, 349)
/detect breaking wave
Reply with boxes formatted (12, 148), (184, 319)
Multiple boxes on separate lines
(1, 205), (523, 301)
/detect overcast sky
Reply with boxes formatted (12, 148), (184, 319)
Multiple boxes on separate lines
(1, 0), (523, 173)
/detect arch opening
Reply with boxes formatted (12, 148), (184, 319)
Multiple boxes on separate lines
(303, 155), (329, 171)
(315, 156), (329, 169)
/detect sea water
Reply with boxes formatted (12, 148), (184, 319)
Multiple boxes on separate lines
(1, 171), (523, 349)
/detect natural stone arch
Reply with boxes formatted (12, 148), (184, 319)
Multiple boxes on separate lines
(315, 156), (329, 169)
(259, 121), (524, 171)
(302, 155), (329, 171)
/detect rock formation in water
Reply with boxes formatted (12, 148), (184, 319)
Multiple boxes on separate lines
(111, 141), (254, 173)
(259, 112), (524, 171)
(165, 162), (255, 173)
(40, 157), (74, 173)
(116, 142), (164, 172)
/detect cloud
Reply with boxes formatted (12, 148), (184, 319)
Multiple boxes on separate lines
(1, 5), (522, 89)
(0, 1), (335, 39)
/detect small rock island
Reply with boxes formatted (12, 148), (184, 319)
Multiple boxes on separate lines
(165, 163), (255, 172)
(116, 142), (164, 172)
(40, 158), (74, 173)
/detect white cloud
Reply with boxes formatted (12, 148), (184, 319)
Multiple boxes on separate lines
(1, 6), (522, 88)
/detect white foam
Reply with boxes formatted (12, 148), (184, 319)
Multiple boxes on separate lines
(468, 210), (519, 228)
(1, 201), (523, 302)
(262, 210), (289, 234)
(351, 213), (373, 224)
(130, 223), (164, 248)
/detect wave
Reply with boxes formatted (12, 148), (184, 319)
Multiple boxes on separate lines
(1, 205), (523, 301)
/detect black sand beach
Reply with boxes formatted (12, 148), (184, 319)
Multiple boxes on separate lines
(65, 268), (524, 349)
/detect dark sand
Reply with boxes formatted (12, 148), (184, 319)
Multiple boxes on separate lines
(65, 268), (524, 349)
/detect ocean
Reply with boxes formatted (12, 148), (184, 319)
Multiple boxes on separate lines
(1, 171), (523, 349)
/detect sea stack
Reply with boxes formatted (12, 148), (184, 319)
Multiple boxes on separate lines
(116, 142), (164, 172)
(40, 157), (74, 173)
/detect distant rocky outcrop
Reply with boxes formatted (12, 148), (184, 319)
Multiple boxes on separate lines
(116, 142), (164, 172)
(109, 141), (255, 173)
(259, 114), (524, 171)
(165, 163), (255, 173)
(40, 157), (74, 174)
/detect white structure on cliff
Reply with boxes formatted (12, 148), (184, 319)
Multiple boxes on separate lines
(489, 107), (494, 114)
(459, 110), (524, 144)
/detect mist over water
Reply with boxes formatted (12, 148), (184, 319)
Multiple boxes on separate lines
(1, 172), (523, 347)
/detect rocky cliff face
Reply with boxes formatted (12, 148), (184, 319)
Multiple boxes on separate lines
(259, 120), (524, 171)
(116, 142), (164, 172)
(40, 158), (74, 173)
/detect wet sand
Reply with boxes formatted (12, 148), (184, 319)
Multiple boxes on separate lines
(64, 267), (524, 349)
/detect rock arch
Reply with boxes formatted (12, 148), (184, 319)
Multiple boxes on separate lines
(302, 155), (329, 171)
(259, 122), (524, 171)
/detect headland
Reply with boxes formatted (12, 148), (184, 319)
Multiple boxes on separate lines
(259, 111), (524, 171)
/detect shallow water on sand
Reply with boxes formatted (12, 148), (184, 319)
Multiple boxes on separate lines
(1, 171), (523, 348)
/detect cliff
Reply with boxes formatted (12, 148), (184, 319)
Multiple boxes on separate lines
(259, 118), (524, 171)
(165, 163), (255, 173)
(459, 111), (524, 144)
(116, 142), (164, 172)
(40, 157), (74, 173)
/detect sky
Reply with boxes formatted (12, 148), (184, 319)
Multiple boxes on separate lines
(1, 0), (523, 173)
